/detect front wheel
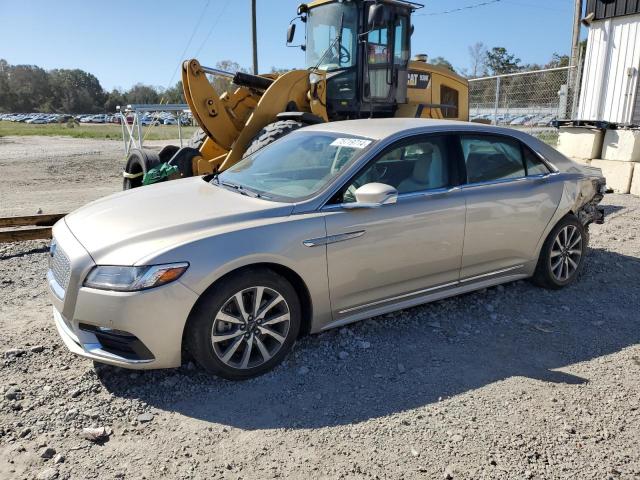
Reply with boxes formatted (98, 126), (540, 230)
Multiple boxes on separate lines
(185, 269), (301, 380)
(532, 215), (587, 289)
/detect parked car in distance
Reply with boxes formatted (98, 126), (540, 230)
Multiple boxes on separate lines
(139, 116), (161, 126)
(47, 119), (606, 380)
(26, 116), (47, 124)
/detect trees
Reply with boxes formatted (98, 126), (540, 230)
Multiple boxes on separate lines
(0, 59), (108, 113)
(162, 81), (185, 104)
(207, 60), (248, 94)
(5, 64), (51, 112)
(0, 60), (14, 112)
(485, 47), (521, 75)
(125, 83), (160, 105)
(430, 56), (456, 72)
(104, 89), (127, 113)
(468, 42), (487, 78)
(545, 53), (570, 69)
(49, 69), (106, 113)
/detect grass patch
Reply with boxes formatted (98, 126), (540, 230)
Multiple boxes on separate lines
(537, 131), (559, 147)
(0, 121), (197, 141)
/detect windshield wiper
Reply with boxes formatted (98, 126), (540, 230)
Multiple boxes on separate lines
(220, 181), (270, 200)
(220, 180), (248, 195)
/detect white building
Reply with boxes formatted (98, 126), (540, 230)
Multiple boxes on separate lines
(578, 0), (640, 124)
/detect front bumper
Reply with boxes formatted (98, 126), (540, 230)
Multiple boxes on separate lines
(47, 221), (199, 370)
(53, 306), (155, 367)
(50, 279), (199, 370)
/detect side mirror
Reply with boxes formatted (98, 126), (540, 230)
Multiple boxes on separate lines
(367, 4), (386, 29)
(286, 24), (296, 44)
(343, 183), (398, 209)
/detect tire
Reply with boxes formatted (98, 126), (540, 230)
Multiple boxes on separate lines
(243, 120), (304, 157)
(188, 128), (208, 150)
(185, 268), (301, 380)
(122, 149), (161, 190)
(532, 215), (588, 290)
(158, 144), (180, 164)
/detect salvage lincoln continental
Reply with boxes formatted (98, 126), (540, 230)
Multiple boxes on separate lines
(47, 119), (606, 379)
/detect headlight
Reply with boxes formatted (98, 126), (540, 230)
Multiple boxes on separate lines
(83, 263), (189, 292)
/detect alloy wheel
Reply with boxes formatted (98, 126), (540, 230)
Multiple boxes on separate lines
(550, 225), (583, 282)
(211, 286), (290, 369)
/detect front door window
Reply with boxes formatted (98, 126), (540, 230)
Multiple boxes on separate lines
(341, 136), (451, 202)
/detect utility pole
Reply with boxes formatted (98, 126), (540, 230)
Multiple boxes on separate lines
(251, 0), (259, 74)
(569, 0), (583, 87)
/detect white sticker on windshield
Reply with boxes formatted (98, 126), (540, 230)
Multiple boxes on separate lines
(330, 138), (372, 149)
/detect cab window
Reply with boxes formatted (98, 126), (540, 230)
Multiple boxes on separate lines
(440, 86), (459, 119)
(367, 26), (389, 65)
(393, 16), (410, 66)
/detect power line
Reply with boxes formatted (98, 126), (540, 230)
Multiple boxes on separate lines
(194, 0), (232, 59)
(165, 0), (212, 87)
(414, 0), (502, 16)
(501, 0), (573, 13)
(138, 0), (211, 146)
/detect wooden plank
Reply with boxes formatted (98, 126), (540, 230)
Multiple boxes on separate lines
(0, 227), (52, 243)
(0, 213), (66, 228)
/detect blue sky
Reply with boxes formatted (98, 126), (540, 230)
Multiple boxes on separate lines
(0, 0), (582, 91)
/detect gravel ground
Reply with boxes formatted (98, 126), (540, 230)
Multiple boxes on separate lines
(1, 137), (639, 480)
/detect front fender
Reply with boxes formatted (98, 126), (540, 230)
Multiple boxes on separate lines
(148, 213), (333, 332)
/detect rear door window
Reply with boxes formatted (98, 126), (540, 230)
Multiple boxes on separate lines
(460, 135), (525, 184)
(523, 147), (551, 176)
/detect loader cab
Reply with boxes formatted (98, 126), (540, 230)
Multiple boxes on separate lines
(295, 0), (421, 120)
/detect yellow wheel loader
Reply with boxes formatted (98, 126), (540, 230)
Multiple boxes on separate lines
(123, 0), (469, 189)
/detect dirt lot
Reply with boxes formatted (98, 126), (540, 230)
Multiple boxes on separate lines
(0, 135), (175, 217)
(1, 136), (639, 480)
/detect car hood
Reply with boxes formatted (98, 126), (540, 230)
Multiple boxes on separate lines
(65, 177), (294, 265)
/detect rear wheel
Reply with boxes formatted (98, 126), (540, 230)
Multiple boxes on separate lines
(186, 269), (301, 380)
(243, 120), (304, 157)
(532, 215), (587, 289)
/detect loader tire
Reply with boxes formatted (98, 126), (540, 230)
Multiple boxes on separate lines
(243, 120), (304, 157)
(123, 149), (161, 190)
(188, 128), (208, 150)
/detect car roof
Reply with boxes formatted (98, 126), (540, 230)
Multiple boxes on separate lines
(301, 118), (500, 140)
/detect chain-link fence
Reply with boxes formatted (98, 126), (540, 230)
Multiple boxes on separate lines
(468, 66), (581, 145)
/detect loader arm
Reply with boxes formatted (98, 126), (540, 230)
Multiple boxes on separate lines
(182, 59), (260, 169)
(182, 59), (326, 174)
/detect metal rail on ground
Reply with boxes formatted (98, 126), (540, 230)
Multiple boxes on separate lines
(0, 214), (66, 243)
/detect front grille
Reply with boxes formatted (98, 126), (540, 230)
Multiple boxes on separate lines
(50, 241), (71, 294)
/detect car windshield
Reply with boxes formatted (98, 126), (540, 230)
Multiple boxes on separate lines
(217, 131), (374, 202)
(305, 3), (358, 71)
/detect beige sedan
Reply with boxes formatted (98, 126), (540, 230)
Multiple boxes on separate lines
(48, 119), (606, 379)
